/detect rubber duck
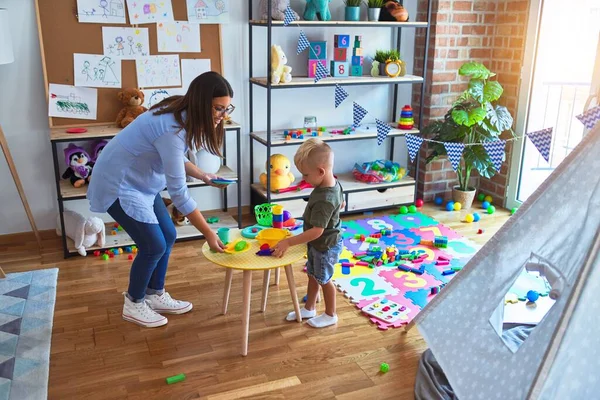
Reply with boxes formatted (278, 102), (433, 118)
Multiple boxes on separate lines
(260, 154), (295, 192)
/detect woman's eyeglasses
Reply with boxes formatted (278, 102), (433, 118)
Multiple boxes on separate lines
(213, 104), (235, 116)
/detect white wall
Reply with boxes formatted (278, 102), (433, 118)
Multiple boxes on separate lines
(0, 0), (415, 235)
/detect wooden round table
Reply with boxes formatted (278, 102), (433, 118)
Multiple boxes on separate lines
(201, 228), (306, 356)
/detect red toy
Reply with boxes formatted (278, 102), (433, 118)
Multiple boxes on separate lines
(415, 199), (424, 207)
(128, 255), (134, 260)
(275, 179), (313, 194)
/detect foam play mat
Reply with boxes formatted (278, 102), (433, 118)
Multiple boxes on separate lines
(332, 212), (480, 330)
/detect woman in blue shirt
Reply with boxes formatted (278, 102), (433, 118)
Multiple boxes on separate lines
(88, 72), (234, 328)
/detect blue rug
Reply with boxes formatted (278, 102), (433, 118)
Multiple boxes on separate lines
(0, 268), (58, 400)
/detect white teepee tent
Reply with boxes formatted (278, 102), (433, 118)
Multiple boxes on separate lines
(408, 122), (600, 399)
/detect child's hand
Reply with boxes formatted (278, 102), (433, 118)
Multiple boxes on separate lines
(207, 233), (226, 253)
(272, 239), (290, 258)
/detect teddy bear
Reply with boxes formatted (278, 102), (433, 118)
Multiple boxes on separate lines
(260, 154), (295, 192)
(57, 210), (105, 256)
(271, 45), (292, 85)
(379, 0), (409, 22)
(116, 88), (147, 128)
(304, 0), (332, 21)
(259, 0), (299, 21)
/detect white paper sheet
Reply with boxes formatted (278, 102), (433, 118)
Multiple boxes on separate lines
(126, 0), (174, 24)
(186, 0), (229, 23)
(181, 59), (211, 89)
(77, 0), (126, 24)
(74, 54), (122, 88)
(157, 21), (201, 53)
(136, 55), (181, 88)
(503, 296), (556, 325)
(102, 27), (150, 59)
(141, 87), (187, 108)
(49, 84), (98, 120)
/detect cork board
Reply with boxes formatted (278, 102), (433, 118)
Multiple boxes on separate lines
(35, 0), (223, 127)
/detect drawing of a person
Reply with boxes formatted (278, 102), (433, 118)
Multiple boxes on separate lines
(115, 36), (124, 56)
(107, 44), (115, 54)
(81, 61), (93, 81)
(136, 43), (145, 55)
(93, 67), (99, 81)
(127, 36), (135, 55)
(100, 0), (109, 17)
(99, 56), (120, 86)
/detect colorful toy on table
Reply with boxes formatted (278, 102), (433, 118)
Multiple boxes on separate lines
(272, 205), (285, 228)
(352, 159), (407, 184)
(271, 45), (292, 85)
(256, 243), (275, 256)
(307, 40), (327, 78)
(481, 201), (490, 209)
(217, 227), (230, 245)
(484, 195), (493, 203)
(256, 228), (291, 248)
(224, 239), (251, 254)
(260, 154), (295, 192)
(62, 144), (93, 188)
(397, 105), (414, 130)
(241, 225), (265, 239)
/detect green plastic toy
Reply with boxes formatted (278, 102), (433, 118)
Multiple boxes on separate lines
(408, 205), (417, 213)
(235, 241), (248, 251)
(399, 206), (408, 214)
(380, 362), (390, 373)
(166, 373), (186, 385)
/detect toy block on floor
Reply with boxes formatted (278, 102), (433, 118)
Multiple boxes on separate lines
(330, 61), (349, 77)
(308, 59), (327, 78)
(309, 41), (327, 60)
(434, 236), (448, 248)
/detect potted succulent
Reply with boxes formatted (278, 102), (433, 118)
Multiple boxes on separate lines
(344, 0), (362, 21)
(423, 62), (515, 209)
(365, 0), (384, 21)
(373, 49), (404, 77)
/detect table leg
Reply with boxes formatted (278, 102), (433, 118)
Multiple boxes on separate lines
(0, 267), (6, 279)
(261, 270), (271, 312)
(222, 268), (233, 315)
(241, 270), (252, 356)
(284, 264), (302, 323)
(274, 267), (280, 286)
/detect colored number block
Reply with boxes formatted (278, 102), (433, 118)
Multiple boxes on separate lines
(351, 56), (363, 66)
(353, 47), (364, 56)
(350, 65), (363, 76)
(330, 61), (349, 77)
(308, 59), (326, 78)
(334, 34), (350, 48)
(309, 41), (327, 60)
(333, 47), (348, 61)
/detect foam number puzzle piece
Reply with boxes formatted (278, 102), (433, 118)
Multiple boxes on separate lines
(390, 212), (439, 229)
(404, 288), (431, 309)
(356, 294), (422, 329)
(332, 247), (374, 279)
(309, 41), (327, 60)
(444, 238), (480, 259)
(330, 61), (349, 77)
(379, 267), (444, 294)
(308, 59), (327, 78)
(410, 224), (462, 242)
(389, 229), (421, 246)
(361, 298), (411, 324)
(333, 274), (399, 303)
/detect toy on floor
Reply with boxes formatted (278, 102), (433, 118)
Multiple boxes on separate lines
(415, 199), (424, 207)
(445, 201), (455, 211)
(352, 160), (407, 183)
(434, 196), (444, 206)
(453, 202), (462, 211)
(464, 214), (474, 223)
(399, 205), (408, 214)
(56, 210), (105, 256)
(473, 212), (481, 222)
(380, 362), (390, 373)
(260, 154), (295, 192)
(511, 207), (518, 215)
(304, 0), (331, 21)
(482, 201), (490, 209)
(166, 374), (186, 385)
(62, 144), (93, 188)
(206, 217), (220, 224)
(271, 45), (292, 84)
(398, 105), (414, 130)
(477, 193), (486, 202)
(408, 205), (417, 213)
(434, 236), (448, 248)
(362, 299), (408, 324)
(224, 239), (251, 254)
(259, 0), (299, 20)
(487, 205), (496, 214)
(484, 195), (493, 203)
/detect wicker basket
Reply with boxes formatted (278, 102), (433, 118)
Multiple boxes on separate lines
(452, 186), (476, 210)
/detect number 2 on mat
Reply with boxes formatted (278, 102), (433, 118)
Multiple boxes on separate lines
(350, 277), (386, 296)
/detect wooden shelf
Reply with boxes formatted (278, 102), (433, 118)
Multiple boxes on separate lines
(249, 75), (423, 89)
(249, 20), (429, 28)
(251, 172), (416, 201)
(250, 123), (418, 146)
(59, 165), (237, 200)
(67, 211), (238, 255)
(50, 120), (242, 142)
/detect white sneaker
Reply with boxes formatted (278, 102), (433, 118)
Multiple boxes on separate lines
(286, 307), (317, 321)
(122, 293), (168, 328)
(145, 291), (193, 315)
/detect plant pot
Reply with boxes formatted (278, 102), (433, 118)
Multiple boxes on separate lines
(378, 63), (386, 76)
(452, 186), (476, 210)
(367, 8), (381, 21)
(345, 6), (360, 21)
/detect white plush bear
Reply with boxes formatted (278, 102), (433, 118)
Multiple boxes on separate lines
(259, 0), (299, 20)
(57, 210), (106, 256)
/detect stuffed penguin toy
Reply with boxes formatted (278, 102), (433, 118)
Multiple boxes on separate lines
(62, 143), (93, 188)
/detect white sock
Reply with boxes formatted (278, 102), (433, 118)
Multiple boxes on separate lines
(286, 307), (316, 321)
(307, 313), (338, 328)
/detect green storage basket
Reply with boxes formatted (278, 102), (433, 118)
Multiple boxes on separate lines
(254, 203), (276, 227)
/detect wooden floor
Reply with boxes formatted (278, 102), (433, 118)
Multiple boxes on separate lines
(1, 204), (511, 400)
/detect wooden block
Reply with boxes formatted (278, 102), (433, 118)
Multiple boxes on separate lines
(351, 55), (363, 66)
(308, 41), (327, 60)
(307, 59), (326, 78)
(330, 61), (349, 77)
(350, 65), (363, 76)
(353, 47), (364, 56)
(334, 34), (350, 48)
(333, 48), (348, 61)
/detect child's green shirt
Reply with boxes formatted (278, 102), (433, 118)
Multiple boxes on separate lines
(302, 181), (343, 252)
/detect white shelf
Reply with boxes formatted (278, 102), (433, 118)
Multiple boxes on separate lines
(250, 123), (418, 146)
(250, 20), (429, 28)
(251, 172), (416, 201)
(250, 75), (423, 89)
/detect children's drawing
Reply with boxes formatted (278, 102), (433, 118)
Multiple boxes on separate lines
(74, 54), (122, 88)
(77, 0), (126, 24)
(136, 55), (181, 88)
(157, 21), (201, 53)
(141, 87), (186, 108)
(181, 59), (211, 89)
(48, 84), (98, 120)
(186, 0), (229, 24)
(126, 0), (174, 24)
(102, 27), (150, 60)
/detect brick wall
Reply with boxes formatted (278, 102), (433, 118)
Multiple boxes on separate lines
(410, 0), (529, 206)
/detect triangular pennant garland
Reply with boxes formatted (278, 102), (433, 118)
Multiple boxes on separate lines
(352, 102), (368, 127)
(314, 60), (329, 83)
(297, 31), (310, 55)
(334, 84), (349, 108)
(405, 134), (424, 163)
(376, 119), (392, 145)
(283, 6), (296, 26)
(482, 140), (506, 172)
(576, 105), (600, 130)
(526, 127), (553, 163)
(443, 142), (466, 171)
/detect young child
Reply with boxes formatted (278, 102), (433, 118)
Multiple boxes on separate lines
(272, 139), (344, 328)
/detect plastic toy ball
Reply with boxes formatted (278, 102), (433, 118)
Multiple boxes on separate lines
(511, 207), (518, 215)
(399, 206), (409, 214)
(380, 363), (390, 373)
(482, 201), (490, 209)
(434, 196), (443, 206)
(473, 212), (481, 222)
(102, 254), (109, 261)
(408, 205), (417, 213)
(128, 255), (134, 260)
(484, 195), (493, 203)
(415, 199), (424, 207)
(453, 202), (462, 211)
(283, 210), (292, 222)
(445, 202), (455, 212)
(477, 193), (486, 202)
(526, 290), (539, 302)
(487, 205), (496, 214)
(465, 214), (474, 223)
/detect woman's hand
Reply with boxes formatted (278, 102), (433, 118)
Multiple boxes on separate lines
(200, 173), (228, 189)
(272, 239), (290, 258)
(207, 233), (226, 253)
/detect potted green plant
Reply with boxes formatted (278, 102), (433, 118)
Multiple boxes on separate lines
(423, 62), (514, 209)
(374, 49), (390, 75)
(344, 0), (362, 21)
(365, 0), (384, 21)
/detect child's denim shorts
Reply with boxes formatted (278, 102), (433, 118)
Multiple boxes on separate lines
(306, 238), (343, 285)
